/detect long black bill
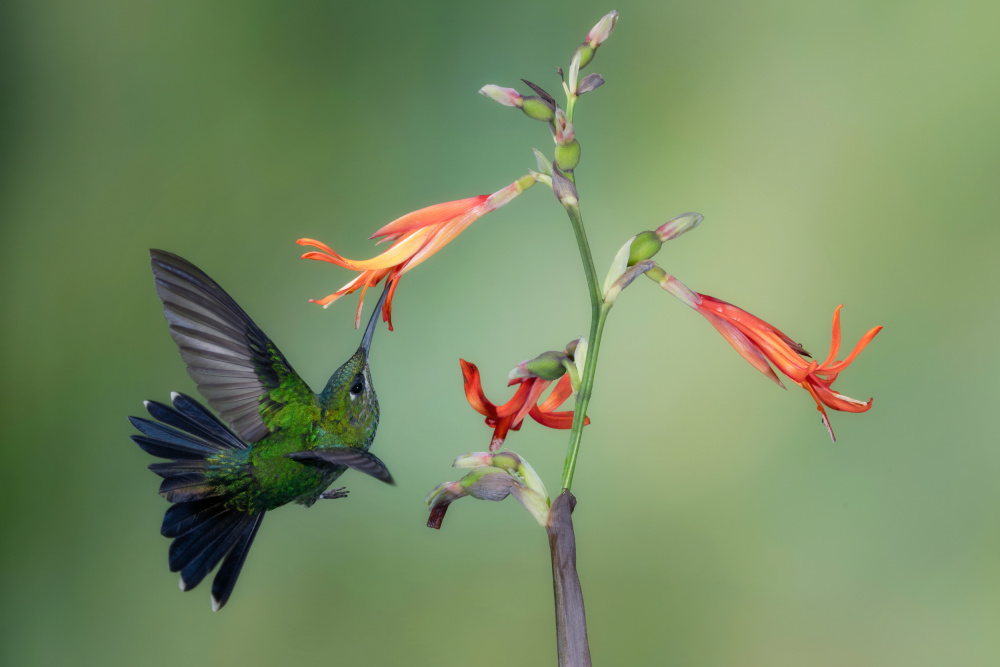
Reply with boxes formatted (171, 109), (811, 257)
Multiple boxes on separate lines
(360, 280), (392, 358)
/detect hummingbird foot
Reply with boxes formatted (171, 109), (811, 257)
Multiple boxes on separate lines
(320, 487), (350, 500)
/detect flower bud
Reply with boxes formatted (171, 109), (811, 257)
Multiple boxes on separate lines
(509, 350), (569, 383)
(521, 96), (556, 122)
(655, 212), (703, 242)
(426, 453), (551, 529)
(551, 165), (579, 209)
(479, 85), (522, 107)
(586, 10), (619, 49)
(554, 140), (581, 171)
(519, 79), (557, 121)
(479, 84), (555, 122)
(575, 10), (619, 70)
(553, 109), (575, 144)
(576, 73), (605, 95)
(553, 109), (581, 171)
(627, 231), (662, 265)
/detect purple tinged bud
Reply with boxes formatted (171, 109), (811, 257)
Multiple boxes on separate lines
(576, 73), (605, 95)
(425, 454), (551, 529)
(605, 260), (655, 305)
(451, 451), (548, 502)
(554, 109), (575, 144)
(575, 10), (619, 71)
(479, 85), (523, 108)
(466, 471), (520, 502)
(655, 212), (703, 242)
(587, 10), (619, 48)
(551, 166), (579, 209)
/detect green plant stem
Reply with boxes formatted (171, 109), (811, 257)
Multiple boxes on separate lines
(559, 200), (608, 491)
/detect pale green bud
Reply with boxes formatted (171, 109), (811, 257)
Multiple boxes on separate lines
(627, 231), (663, 265)
(554, 140), (581, 172)
(521, 96), (556, 122)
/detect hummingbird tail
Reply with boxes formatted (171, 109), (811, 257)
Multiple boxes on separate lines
(129, 392), (264, 611)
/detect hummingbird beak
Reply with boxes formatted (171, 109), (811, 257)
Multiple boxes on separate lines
(360, 280), (392, 358)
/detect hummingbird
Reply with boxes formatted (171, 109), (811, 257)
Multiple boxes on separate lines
(129, 249), (394, 611)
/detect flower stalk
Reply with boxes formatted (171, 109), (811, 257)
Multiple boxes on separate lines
(556, 184), (610, 492)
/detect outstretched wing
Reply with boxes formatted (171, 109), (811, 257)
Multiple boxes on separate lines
(150, 249), (315, 443)
(286, 448), (395, 485)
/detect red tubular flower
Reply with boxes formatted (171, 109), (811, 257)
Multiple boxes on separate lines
(298, 175), (535, 330)
(460, 359), (589, 452)
(695, 294), (882, 442)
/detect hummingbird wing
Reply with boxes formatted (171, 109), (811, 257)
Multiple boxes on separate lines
(149, 249), (315, 443)
(286, 448), (395, 485)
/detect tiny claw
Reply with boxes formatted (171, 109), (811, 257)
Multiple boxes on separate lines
(321, 487), (350, 500)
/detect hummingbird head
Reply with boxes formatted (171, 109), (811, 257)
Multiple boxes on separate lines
(318, 281), (391, 449)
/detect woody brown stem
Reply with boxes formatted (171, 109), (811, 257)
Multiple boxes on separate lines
(547, 491), (592, 667)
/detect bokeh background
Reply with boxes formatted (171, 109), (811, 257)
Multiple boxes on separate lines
(2, 1), (998, 665)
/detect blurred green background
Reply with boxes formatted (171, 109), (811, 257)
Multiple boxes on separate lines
(2, 0), (998, 665)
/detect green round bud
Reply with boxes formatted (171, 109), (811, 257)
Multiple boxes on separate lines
(525, 351), (569, 381)
(520, 97), (556, 122)
(628, 231), (663, 266)
(575, 44), (595, 70)
(554, 139), (581, 171)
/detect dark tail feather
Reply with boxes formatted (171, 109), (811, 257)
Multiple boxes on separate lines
(211, 512), (264, 611)
(161, 498), (229, 538)
(174, 512), (251, 589)
(130, 393), (262, 609)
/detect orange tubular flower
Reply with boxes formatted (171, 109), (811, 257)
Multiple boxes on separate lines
(461, 359), (589, 452)
(298, 175), (536, 330)
(695, 294), (882, 442)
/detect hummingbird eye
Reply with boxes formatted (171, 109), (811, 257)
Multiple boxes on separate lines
(349, 377), (364, 396)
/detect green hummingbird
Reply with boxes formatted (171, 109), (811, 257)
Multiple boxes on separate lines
(129, 249), (394, 611)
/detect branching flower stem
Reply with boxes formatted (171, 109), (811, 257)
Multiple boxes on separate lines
(559, 200), (609, 492)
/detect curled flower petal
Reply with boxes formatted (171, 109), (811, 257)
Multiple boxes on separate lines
(695, 298), (881, 442)
(461, 358), (589, 450)
(653, 269), (881, 441)
(299, 177), (534, 330)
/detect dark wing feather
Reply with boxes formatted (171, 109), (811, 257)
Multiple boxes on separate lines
(149, 250), (315, 443)
(287, 448), (395, 485)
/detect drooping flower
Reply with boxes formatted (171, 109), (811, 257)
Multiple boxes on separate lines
(461, 358), (589, 452)
(298, 175), (536, 330)
(425, 451), (550, 529)
(651, 267), (882, 441)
